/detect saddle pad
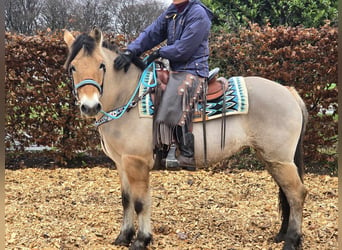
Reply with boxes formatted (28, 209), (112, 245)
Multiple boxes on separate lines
(138, 71), (155, 117)
(138, 76), (249, 121)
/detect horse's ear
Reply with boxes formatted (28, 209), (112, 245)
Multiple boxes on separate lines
(64, 30), (75, 49)
(90, 27), (103, 46)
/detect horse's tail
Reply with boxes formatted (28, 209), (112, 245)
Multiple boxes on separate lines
(288, 86), (308, 182)
(279, 87), (308, 223)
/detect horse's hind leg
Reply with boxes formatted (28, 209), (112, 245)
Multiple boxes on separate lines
(275, 188), (290, 243)
(267, 161), (307, 250)
(114, 155), (152, 249)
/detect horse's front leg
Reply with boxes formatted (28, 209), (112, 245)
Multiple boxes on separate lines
(114, 155), (152, 250)
(113, 180), (136, 247)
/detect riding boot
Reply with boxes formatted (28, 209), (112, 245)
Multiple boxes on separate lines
(177, 132), (196, 171)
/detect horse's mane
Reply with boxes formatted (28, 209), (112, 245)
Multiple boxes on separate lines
(64, 33), (119, 71)
(102, 40), (119, 53)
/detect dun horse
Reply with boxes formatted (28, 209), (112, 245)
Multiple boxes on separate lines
(63, 28), (308, 250)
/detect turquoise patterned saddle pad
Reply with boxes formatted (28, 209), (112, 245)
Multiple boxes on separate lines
(138, 76), (249, 121)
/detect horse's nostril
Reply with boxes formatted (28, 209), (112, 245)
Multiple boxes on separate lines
(80, 103), (101, 116)
(96, 103), (102, 112)
(80, 104), (88, 113)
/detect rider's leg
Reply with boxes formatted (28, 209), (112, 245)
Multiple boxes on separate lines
(175, 125), (196, 170)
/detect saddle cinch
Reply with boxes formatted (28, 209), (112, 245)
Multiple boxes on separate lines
(155, 64), (228, 101)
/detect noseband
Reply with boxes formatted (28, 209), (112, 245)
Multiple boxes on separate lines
(70, 64), (106, 100)
(73, 79), (103, 98)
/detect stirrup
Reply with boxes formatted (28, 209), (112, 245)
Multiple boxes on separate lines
(164, 144), (180, 169)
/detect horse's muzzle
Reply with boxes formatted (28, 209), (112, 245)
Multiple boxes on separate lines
(80, 102), (102, 117)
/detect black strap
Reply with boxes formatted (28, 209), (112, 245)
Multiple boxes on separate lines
(202, 79), (208, 166)
(221, 80), (227, 149)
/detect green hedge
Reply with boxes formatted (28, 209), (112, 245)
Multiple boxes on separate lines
(5, 24), (337, 171)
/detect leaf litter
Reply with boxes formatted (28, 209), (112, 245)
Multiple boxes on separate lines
(5, 167), (337, 249)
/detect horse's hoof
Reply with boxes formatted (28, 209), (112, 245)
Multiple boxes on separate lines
(113, 228), (135, 247)
(113, 237), (130, 247)
(129, 242), (147, 250)
(282, 243), (297, 250)
(129, 232), (152, 250)
(282, 235), (302, 250)
(275, 232), (286, 243)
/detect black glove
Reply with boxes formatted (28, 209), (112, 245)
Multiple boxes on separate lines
(114, 50), (134, 72)
(145, 49), (160, 66)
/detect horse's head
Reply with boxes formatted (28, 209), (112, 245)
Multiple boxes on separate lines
(64, 28), (106, 117)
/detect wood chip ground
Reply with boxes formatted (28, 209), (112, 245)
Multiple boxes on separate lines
(5, 167), (337, 249)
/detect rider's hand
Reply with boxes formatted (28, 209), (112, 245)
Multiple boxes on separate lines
(114, 50), (134, 72)
(145, 49), (160, 66)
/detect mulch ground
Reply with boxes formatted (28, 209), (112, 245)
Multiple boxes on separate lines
(5, 167), (337, 249)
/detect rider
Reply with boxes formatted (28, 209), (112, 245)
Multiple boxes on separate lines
(114, 0), (213, 170)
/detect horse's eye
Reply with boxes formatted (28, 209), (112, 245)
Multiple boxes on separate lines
(69, 65), (76, 75)
(100, 63), (106, 72)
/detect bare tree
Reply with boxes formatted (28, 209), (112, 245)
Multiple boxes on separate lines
(70, 0), (115, 32)
(39, 0), (73, 31)
(5, 0), (167, 35)
(5, 0), (43, 34)
(113, 0), (167, 39)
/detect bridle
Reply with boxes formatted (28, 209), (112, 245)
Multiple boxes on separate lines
(73, 79), (103, 98)
(69, 63), (106, 101)
(67, 56), (156, 127)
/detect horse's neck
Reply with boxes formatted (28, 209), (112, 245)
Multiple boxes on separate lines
(99, 50), (141, 116)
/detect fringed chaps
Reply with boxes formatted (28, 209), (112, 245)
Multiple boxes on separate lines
(153, 72), (204, 149)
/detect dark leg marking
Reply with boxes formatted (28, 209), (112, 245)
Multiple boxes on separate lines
(275, 188), (290, 242)
(122, 191), (130, 209)
(114, 192), (135, 246)
(134, 200), (143, 214)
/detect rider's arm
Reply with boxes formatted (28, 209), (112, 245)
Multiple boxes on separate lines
(127, 12), (168, 57)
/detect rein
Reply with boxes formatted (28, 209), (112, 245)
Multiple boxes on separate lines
(95, 61), (157, 127)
